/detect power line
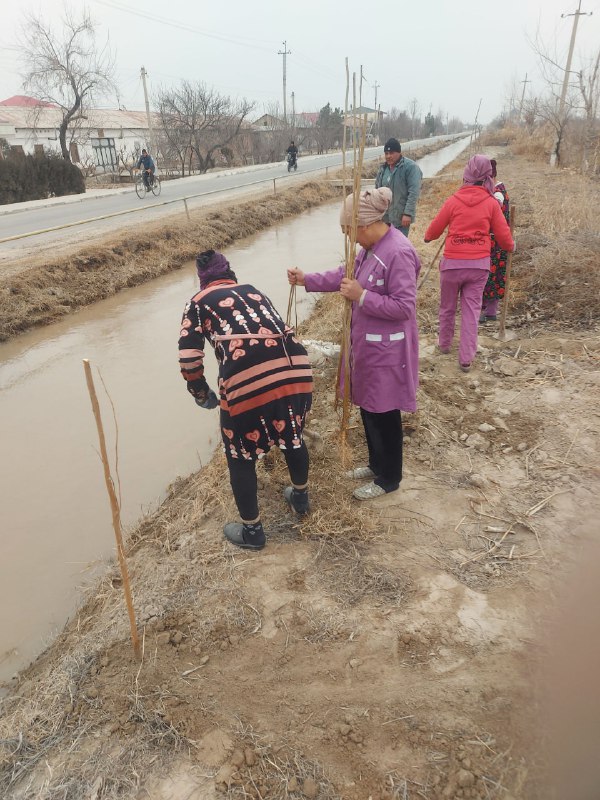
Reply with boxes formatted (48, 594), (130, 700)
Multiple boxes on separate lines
(92, 0), (277, 52)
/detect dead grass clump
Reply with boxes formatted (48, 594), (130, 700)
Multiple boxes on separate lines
(308, 538), (411, 607)
(510, 234), (600, 327)
(220, 722), (341, 799)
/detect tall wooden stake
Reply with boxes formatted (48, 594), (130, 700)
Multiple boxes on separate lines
(83, 359), (141, 660)
(498, 205), (516, 341)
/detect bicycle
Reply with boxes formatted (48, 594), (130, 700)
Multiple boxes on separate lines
(135, 169), (161, 199)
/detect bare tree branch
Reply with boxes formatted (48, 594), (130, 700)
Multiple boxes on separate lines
(19, 6), (116, 162)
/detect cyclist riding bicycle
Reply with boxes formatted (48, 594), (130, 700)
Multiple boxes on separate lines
(136, 148), (155, 189)
(286, 141), (298, 168)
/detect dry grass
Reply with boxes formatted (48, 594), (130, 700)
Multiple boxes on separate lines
(222, 721), (341, 800)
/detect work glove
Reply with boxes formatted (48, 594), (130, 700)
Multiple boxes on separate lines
(195, 389), (219, 410)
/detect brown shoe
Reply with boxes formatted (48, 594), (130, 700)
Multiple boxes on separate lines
(459, 363), (471, 373)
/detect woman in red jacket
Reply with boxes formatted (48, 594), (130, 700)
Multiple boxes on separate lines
(424, 155), (515, 372)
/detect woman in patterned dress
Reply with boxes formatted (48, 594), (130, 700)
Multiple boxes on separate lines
(178, 250), (313, 551)
(481, 159), (510, 322)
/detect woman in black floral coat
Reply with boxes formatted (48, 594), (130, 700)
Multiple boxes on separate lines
(481, 159), (510, 322)
(178, 250), (313, 551)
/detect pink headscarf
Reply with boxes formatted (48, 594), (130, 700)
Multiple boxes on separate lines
(339, 187), (392, 227)
(463, 155), (495, 195)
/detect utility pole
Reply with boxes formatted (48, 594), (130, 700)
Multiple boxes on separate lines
(551, 1), (592, 165)
(291, 91), (296, 131)
(373, 82), (381, 144)
(278, 41), (292, 123)
(518, 73), (531, 121)
(140, 66), (157, 165)
(359, 65), (364, 107)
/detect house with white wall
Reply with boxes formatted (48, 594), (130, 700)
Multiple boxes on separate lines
(0, 96), (158, 172)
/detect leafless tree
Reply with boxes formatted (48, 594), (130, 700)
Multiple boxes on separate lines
(19, 7), (115, 163)
(156, 81), (253, 175)
(576, 50), (600, 171)
(528, 26), (580, 165)
(407, 98), (420, 138)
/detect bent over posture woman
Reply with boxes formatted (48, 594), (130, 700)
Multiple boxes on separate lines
(288, 187), (420, 501)
(178, 250), (313, 550)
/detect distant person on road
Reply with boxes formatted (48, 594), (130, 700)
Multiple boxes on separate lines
(178, 250), (313, 551)
(374, 137), (422, 237)
(480, 158), (510, 323)
(424, 154), (515, 373)
(136, 148), (155, 188)
(286, 140), (298, 167)
(288, 187), (420, 502)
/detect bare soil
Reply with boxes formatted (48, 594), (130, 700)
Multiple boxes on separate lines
(0, 147), (599, 800)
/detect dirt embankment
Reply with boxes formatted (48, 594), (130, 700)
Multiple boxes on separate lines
(1, 147), (599, 800)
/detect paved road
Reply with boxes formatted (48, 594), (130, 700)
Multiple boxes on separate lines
(0, 133), (468, 256)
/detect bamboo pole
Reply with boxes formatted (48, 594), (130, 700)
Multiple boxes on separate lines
(335, 59), (351, 413)
(83, 359), (141, 661)
(339, 108), (368, 445)
(498, 204), (516, 340)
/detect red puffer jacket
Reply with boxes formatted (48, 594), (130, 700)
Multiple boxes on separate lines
(424, 185), (514, 259)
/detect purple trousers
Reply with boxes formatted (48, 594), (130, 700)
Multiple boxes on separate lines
(481, 297), (499, 318)
(439, 268), (488, 366)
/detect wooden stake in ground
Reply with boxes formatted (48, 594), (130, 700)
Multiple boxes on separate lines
(498, 204), (516, 340)
(83, 359), (141, 661)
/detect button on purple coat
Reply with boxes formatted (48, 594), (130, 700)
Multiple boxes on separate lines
(304, 226), (421, 413)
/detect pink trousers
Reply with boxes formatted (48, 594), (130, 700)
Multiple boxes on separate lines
(439, 268), (488, 366)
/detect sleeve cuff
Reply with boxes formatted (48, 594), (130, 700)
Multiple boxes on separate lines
(359, 289), (367, 307)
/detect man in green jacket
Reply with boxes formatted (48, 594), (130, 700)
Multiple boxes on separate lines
(375, 138), (422, 237)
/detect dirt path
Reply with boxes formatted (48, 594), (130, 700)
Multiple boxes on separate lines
(0, 147), (599, 800)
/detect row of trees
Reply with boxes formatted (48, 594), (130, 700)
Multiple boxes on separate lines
(14, 6), (466, 177)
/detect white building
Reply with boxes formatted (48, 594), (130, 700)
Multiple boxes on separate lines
(0, 96), (158, 172)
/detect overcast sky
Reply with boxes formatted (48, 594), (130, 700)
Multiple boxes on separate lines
(1, 0), (599, 125)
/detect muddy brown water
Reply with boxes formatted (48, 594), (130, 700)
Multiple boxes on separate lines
(0, 138), (470, 684)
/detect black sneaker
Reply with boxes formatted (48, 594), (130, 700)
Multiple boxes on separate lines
(284, 486), (310, 516)
(223, 522), (265, 550)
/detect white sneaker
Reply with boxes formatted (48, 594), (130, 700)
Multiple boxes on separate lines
(353, 481), (386, 501)
(345, 466), (375, 480)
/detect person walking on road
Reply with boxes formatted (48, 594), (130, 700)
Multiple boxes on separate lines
(178, 250), (313, 551)
(374, 137), (422, 237)
(288, 187), (420, 502)
(424, 154), (515, 373)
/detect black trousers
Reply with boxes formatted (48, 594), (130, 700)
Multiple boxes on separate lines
(360, 407), (403, 492)
(227, 441), (310, 521)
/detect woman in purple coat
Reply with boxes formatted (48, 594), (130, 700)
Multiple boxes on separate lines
(288, 187), (420, 501)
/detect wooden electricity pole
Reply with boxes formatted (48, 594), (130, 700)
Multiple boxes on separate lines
(550, 1), (592, 165)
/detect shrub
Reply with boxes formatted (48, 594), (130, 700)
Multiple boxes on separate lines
(0, 152), (85, 204)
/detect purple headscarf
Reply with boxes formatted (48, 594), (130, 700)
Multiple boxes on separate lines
(196, 250), (237, 289)
(463, 155), (495, 195)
